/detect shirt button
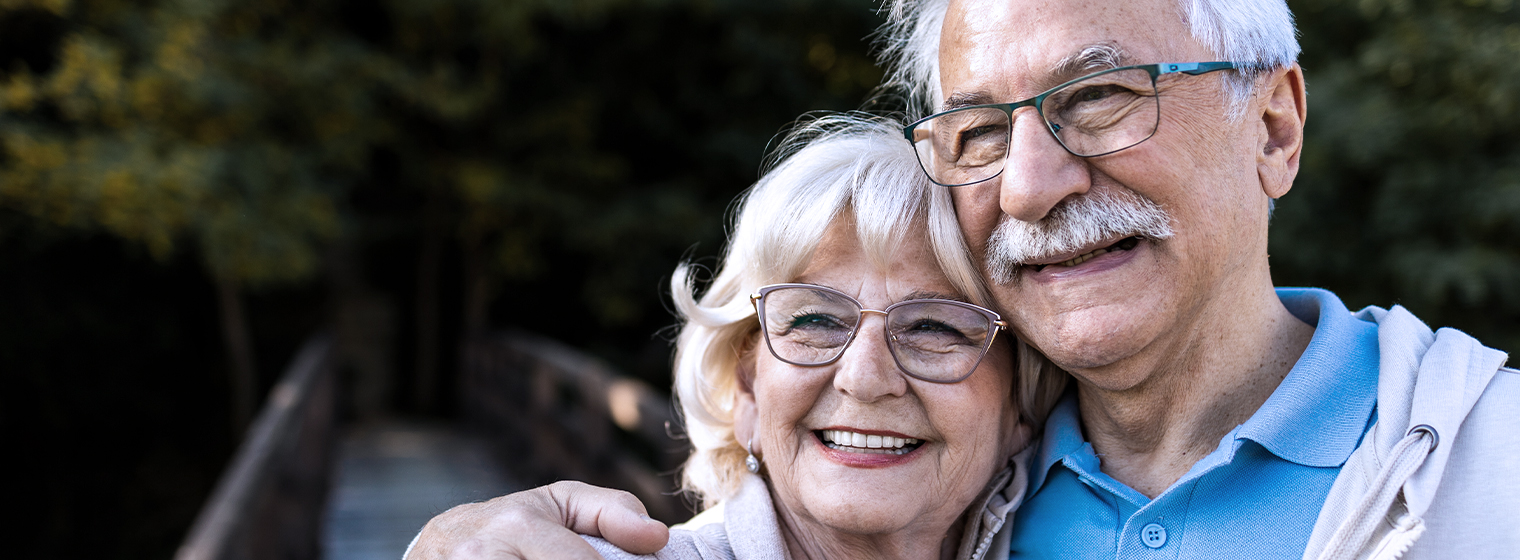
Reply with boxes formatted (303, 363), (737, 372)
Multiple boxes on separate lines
(1140, 523), (1168, 548)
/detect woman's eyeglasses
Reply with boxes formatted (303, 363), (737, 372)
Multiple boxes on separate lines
(749, 284), (1007, 383)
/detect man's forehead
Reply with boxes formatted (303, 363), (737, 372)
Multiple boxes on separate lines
(940, 0), (1196, 102)
(942, 42), (1135, 110)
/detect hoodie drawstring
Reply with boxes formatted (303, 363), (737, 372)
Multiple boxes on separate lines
(1317, 425), (1438, 560)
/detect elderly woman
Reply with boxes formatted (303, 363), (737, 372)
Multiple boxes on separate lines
(581, 115), (1064, 560)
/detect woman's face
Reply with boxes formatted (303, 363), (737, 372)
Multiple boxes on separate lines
(737, 218), (1027, 540)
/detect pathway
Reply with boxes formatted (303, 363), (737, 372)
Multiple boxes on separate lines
(321, 422), (518, 560)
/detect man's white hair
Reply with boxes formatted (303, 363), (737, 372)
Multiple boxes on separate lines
(876, 0), (1300, 118)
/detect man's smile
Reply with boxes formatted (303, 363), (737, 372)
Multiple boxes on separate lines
(1023, 236), (1143, 272)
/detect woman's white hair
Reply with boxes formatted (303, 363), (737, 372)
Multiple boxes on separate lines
(670, 113), (1066, 506)
(875, 0), (1300, 119)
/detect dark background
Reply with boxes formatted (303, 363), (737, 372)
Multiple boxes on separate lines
(2, 0), (1517, 557)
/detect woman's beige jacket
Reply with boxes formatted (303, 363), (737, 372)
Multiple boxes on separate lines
(584, 447), (1031, 560)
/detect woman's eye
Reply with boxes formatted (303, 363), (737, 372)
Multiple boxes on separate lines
(907, 320), (961, 335)
(789, 313), (846, 330)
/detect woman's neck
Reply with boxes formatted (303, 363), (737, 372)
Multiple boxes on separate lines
(770, 486), (966, 560)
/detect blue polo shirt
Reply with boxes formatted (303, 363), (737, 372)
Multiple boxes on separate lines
(1008, 288), (1380, 558)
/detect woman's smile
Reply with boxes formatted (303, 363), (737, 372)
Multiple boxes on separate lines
(811, 427), (928, 467)
(739, 213), (1026, 551)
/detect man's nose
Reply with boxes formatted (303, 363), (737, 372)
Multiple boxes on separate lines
(998, 109), (1091, 222)
(833, 314), (908, 403)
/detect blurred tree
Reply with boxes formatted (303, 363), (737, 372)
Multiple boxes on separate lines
(1, 0), (886, 419)
(0, 0), (352, 429)
(1279, 0), (1520, 352)
(1, 0), (885, 553)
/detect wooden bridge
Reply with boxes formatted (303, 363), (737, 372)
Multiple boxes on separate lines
(174, 331), (691, 560)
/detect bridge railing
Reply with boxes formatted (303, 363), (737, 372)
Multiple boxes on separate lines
(461, 330), (691, 522)
(175, 334), (338, 560)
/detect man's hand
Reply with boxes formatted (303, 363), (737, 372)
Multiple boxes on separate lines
(405, 481), (670, 560)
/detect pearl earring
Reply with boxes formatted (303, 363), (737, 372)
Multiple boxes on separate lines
(745, 438), (761, 473)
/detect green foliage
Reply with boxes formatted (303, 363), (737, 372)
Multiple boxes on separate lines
(0, 0), (883, 319)
(1277, 0), (1520, 352)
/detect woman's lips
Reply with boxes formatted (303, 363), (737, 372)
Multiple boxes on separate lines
(812, 428), (925, 468)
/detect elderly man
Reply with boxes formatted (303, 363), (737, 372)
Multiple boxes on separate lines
(408, 0), (1519, 558)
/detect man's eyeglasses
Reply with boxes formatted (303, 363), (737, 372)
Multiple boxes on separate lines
(903, 61), (1240, 187)
(749, 284), (1007, 384)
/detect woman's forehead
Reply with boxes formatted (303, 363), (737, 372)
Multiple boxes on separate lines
(791, 219), (962, 303)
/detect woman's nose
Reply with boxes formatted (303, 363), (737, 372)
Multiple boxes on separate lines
(832, 315), (908, 402)
(999, 109), (1092, 223)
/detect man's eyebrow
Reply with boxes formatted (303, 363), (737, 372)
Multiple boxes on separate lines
(1049, 42), (1132, 82)
(940, 43), (1132, 111)
(942, 91), (999, 111)
(902, 290), (969, 304)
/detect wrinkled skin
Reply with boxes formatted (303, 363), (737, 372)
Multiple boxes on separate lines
(938, 0), (1313, 497)
(404, 481), (668, 560)
(736, 217), (1025, 560)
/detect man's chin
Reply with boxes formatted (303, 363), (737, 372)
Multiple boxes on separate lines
(1009, 298), (1167, 375)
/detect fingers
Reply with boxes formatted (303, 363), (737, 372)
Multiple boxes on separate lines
(403, 482), (670, 560)
(405, 488), (603, 560)
(549, 481), (670, 555)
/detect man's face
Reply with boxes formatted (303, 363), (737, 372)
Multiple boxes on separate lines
(940, 0), (1279, 382)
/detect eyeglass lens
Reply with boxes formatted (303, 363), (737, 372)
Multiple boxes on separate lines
(912, 67), (1160, 186)
(757, 286), (996, 382)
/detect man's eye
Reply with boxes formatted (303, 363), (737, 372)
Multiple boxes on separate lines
(961, 124), (997, 141)
(1070, 84), (1129, 104)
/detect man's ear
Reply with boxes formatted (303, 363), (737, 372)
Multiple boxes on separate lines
(1257, 63), (1308, 199)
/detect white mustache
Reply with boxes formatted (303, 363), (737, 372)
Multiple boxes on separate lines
(987, 188), (1173, 283)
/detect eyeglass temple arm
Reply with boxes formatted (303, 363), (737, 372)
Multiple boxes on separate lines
(1160, 61), (1238, 76)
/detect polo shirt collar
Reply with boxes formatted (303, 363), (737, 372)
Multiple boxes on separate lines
(1026, 287), (1379, 492)
(1239, 287), (1379, 467)
(1027, 390), (1085, 494)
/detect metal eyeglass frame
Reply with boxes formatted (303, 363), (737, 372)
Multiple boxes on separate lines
(749, 283), (1008, 384)
(902, 61), (1241, 187)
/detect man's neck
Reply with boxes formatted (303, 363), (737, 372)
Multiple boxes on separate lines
(1069, 282), (1315, 499)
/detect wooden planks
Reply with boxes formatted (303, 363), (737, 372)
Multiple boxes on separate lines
(321, 422), (518, 560)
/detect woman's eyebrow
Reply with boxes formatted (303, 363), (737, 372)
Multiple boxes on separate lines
(902, 289), (968, 303)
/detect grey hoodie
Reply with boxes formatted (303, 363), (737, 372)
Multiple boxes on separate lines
(1304, 304), (1518, 560)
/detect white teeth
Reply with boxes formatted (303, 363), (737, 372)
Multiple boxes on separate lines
(820, 430), (922, 454)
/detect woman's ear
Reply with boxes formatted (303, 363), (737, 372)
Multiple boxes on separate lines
(734, 386), (758, 456)
(734, 335), (761, 455)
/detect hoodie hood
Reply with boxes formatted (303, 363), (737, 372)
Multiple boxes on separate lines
(1304, 304), (1509, 560)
